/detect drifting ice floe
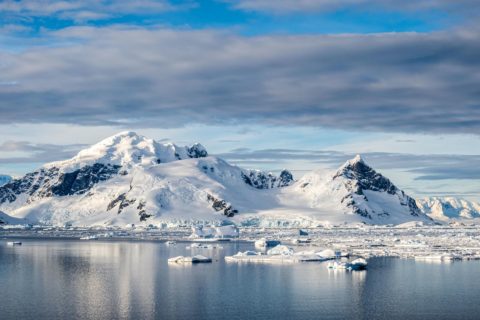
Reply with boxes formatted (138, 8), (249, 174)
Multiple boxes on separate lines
(79, 235), (99, 240)
(327, 258), (367, 270)
(254, 238), (281, 248)
(168, 255), (212, 264)
(186, 243), (223, 250)
(225, 245), (343, 263)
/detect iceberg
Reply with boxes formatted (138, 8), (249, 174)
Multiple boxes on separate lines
(168, 255), (212, 264)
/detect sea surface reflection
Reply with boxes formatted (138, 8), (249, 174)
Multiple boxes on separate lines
(1, 239), (480, 320)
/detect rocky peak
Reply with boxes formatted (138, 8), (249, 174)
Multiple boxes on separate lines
(326, 155), (423, 219)
(334, 155), (397, 195)
(188, 143), (208, 158)
(278, 169), (294, 187)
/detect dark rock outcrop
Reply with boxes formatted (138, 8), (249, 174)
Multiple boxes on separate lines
(107, 192), (136, 214)
(188, 143), (208, 158)
(242, 169), (294, 189)
(0, 163), (121, 205)
(207, 194), (238, 217)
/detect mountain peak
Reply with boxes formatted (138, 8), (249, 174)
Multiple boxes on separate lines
(336, 154), (371, 178)
(351, 154), (364, 164)
(46, 132), (208, 171)
(343, 154), (367, 168)
(333, 154), (400, 198)
(113, 130), (140, 138)
(95, 131), (147, 147)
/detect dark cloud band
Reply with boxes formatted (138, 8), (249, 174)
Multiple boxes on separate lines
(0, 27), (480, 134)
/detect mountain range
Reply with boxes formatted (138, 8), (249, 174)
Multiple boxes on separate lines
(0, 132), (475, 227)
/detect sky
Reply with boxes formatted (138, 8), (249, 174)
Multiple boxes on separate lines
(0, 0), (479, 200)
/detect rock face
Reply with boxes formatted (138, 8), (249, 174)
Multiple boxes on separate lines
(333, 155), (397, 195)
(207, 194), (238, 217)
(0, 164), (121, 204)
(242, 169), (294, 189)
(334, 155), (422, 219)
(188, 143), (208, 158)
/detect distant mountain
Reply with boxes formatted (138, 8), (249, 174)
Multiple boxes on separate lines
(0, 175), (12, 187)
(0, 132), (434, 227)
(290, 155), (429, 225)
(417, 197), (480, 221)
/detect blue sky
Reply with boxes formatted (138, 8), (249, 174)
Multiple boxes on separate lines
(0, 0), (479, 199)
(0, 0), (455, 35)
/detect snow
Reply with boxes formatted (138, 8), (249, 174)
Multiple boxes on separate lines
(215, 225), (239, 238)
(0, 131), (461, 228)
(267, 245), (294, 256)
(45, 131), (207, 172)
(0, 210), (29, 226)
(417, 197), (480, 220)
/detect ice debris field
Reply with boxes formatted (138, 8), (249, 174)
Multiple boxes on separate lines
(4, 224), (480, 265)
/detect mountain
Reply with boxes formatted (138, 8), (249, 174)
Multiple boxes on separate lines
(0, 175), (12, 187)
(417, 197), (480, 221)
(285, 155), (429, 225)
(0, 132), (431, 227)
(0, 132), (293, 226)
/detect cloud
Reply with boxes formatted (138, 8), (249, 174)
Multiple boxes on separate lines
(0, 140), (85, 164)
(226, 0), (480, 15)
(0, 0), (179, 21)
(0, 26), (480, 134)
(216, 148), (480, 180)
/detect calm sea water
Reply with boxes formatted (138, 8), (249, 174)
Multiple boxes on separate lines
(1, 239), (479, 320)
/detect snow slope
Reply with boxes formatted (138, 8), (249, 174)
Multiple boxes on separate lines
(45, 131), (208, 171)
(0, 132), (431, 227)
(0, 210), (28, 225)
(417, 197), (480, 221)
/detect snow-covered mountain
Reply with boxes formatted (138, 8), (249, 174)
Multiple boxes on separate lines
(0, 175), (12, 187)
(417, 197), (480, 221)
(0, 132), (431, 227)
(281, 155), (429, 225)
(0, 132), (293, 226)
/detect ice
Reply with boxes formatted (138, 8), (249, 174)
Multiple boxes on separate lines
(190, 225), (239, 239)
(254, 238), (281, 248)
(168, 255), (212, 263)
(4, 218), (480, 264)
(267, 245), (294, 256)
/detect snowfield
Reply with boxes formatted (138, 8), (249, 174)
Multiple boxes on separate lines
(417, 197), (480, 221)
(0, 131), (476, 228)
